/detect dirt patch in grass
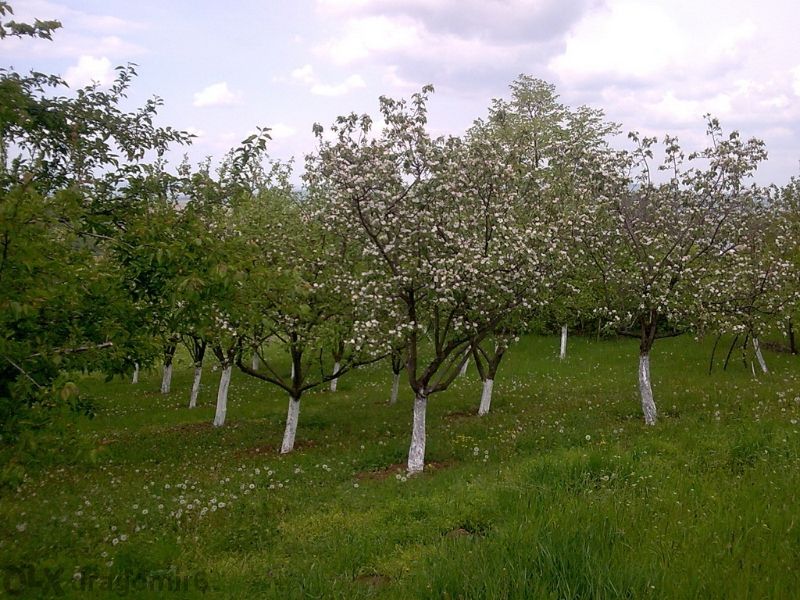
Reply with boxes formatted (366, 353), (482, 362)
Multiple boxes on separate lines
(444, 409), (477, 421)
(444, 527), (473, 539)
(761, 340), (795, 354)
(357, 463), (406, 481)
(165, 421), (213, 435)
(354, 574), (391, 588)
(235, 438), (317, 458)
(356, 459), (454, 480)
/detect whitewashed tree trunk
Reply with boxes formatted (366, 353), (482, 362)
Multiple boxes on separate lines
(160, 363), (173, 394)
(478, 378), (494, 416)
(213, 365), (232, 427)
(390, 372), (401, 405)
(407, 394), (427, 473)
(132, 363), (139, 384)
(459, 357), (469, 377)
(639, 352), (657, 425)
(753, 338), (769, 374)
(330, 361), (341, 392)
(188, 364), (203, 408)
(291, 362), (295, 380)
(560, 325), (568, 360)
(281, 396), (301, 454)
(251, 354), (260, 371)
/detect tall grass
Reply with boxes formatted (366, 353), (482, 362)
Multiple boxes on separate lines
(0, 334), (797, 598)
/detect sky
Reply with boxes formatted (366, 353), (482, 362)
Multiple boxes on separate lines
(4, 0), (800, 184)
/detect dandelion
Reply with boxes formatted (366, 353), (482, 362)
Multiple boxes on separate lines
(585, 435), (591, 441)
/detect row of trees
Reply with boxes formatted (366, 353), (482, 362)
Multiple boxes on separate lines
(2, 3), (798, 472)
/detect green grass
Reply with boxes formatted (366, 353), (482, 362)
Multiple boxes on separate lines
(1, 334), (799, 598)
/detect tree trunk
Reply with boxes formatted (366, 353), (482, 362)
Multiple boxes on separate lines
(330, 361), (341, 392)
(407, 394), (428, 473)
(281, 396), (301, 454)
(160, 362), (173, 394)
(560, 324), (568, 360)
(188, 363), (203, 408)
(213, 364), (232, 427)
(459, 357), (469, 377)
(752, 337), (769, 374)
(251, 354), (260, 371)
(723, 333), (740, 371)
(390, 371), (401, 405)
(639, 351), (657, 425)
(788, 320), (797, 355)
(132, 363), (139, 384)
(478, 378), (494, 416)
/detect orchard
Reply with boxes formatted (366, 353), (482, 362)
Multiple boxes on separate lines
(1, 4), (799, 598)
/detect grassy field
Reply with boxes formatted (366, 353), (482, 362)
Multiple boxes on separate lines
(0, 334), (798, 599)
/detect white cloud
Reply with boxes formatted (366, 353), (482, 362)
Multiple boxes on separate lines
(63, 55), (114, 87)
(269, 123), (297, 139)
(382, 65), (422, 91)
(311, 74), (367, 96)
(192, 82), (242, 108)
(548, 1), (772, 89)
(318, 15), (423, 65)
(314, 13), (523, 69)
(550, 2), (676, 83)
(315, 0), (589, 43)
(3, 1), (146, 60)
(290, 65), (367, 96)
(291, 64), (316, 85)
(3, 31), (145, 61)
(309, 5), (567, 95)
